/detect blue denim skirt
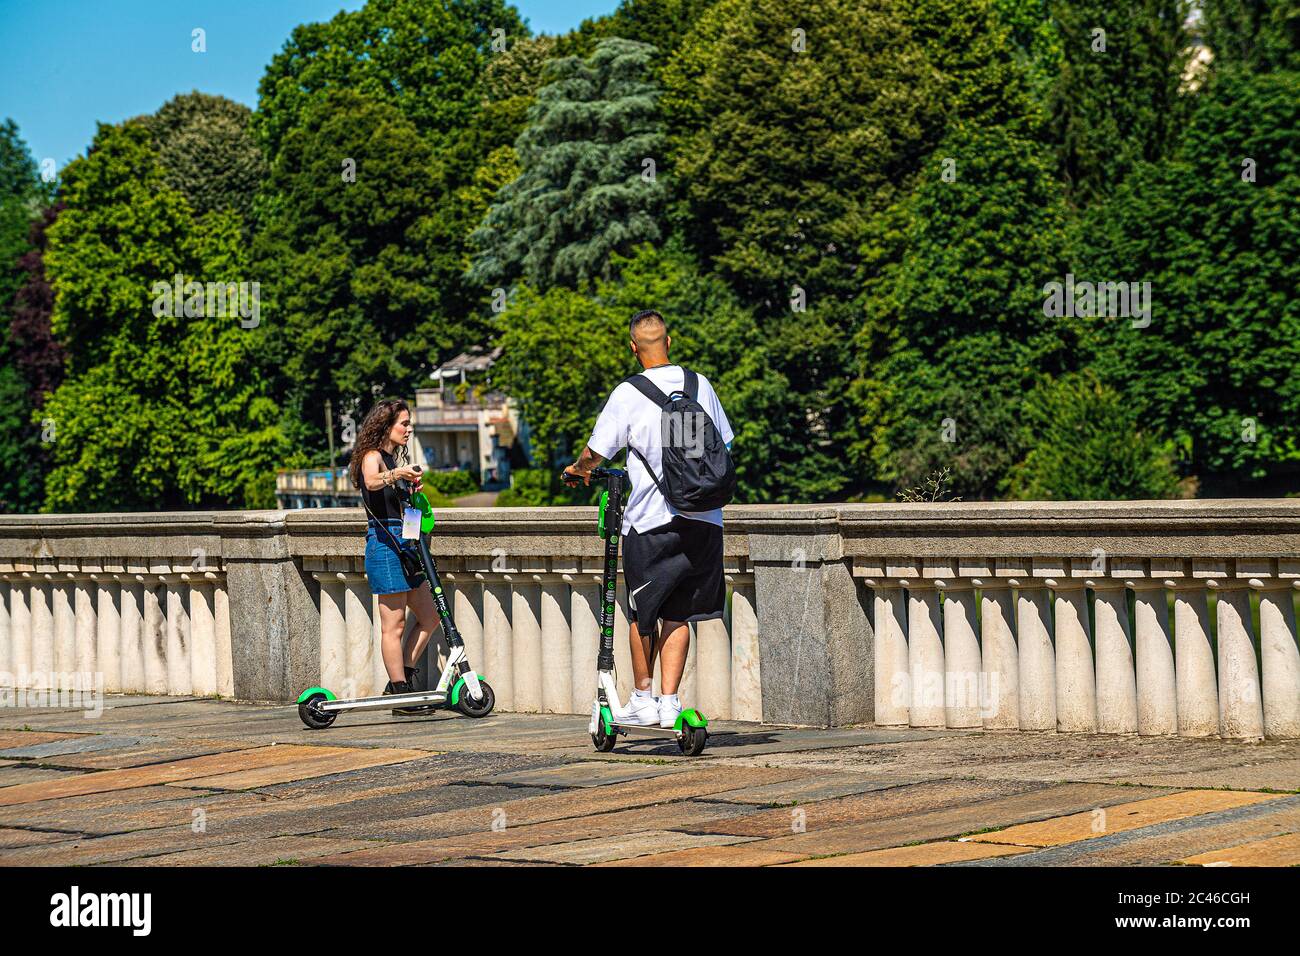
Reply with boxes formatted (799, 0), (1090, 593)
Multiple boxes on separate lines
(365, 519), (425, 595)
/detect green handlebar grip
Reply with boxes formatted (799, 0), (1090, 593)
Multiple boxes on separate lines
(598, 489), (608, 538)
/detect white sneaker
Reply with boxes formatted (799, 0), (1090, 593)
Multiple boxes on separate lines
(659, 695), (683, 729)
(620, 692), (661, 726)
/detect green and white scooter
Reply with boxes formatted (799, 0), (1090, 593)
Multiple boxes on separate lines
(561, 466), (708, 756)
(296, 470), (495, 728)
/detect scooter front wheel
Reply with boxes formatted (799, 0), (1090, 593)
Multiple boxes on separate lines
(457, 679), (495, 718)
(678, 725), (707, 756)
(591, 723), (618, 752)
(298, 692), (337, 730)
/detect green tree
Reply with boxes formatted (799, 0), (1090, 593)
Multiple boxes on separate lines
(1008, 373), (1185, 499)
(1075, 68), (1300, 493)
(468, 38), (667, 292)
(41, 121), (290, 510)
(139, 92), (266, 224)
(1044, 0), (1193, 205)
(254, 90), (466, 459)
(1200, 0), (1300, 73)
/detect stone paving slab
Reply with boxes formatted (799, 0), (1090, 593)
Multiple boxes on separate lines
(0, 827), (82, 849)
(30, 738), (256, 771)
(0, 823), (267, 866)
(594, 843), (809, 867)
(489, 829), (755, 865)
(0, 731), (86, 750)
(758, 783), (1164, 857)
(961, 796), (1300, 866)
(120, 834), (379, 867)
(0, 765), (86, 786)
(314, 799), (753, 866)
(967, 790), (1289, 847)
(483, 761), (685, 789)
(170, 747), (429, 791)
(0, 785), (217, 829)
(0, 744), (358, 806)
(691, 778), (1046, 838)
(1115, 758), (1300, 793)
(0, 734), (148, 760)
(1180, 830), (1300, 866)
(701, 772), (921, 806)
(784, 840), (1031, 867)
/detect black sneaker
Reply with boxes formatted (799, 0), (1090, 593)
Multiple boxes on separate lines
(383, 679), (421, 716)
(401, 666), (436, 714)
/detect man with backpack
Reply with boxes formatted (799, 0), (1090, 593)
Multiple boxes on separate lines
(563, 309), (736, 729)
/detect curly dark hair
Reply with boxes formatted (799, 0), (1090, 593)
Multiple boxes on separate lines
(347, 398), (410, 489)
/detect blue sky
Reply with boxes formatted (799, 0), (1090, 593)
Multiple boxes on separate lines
(0, 0), (618, 170)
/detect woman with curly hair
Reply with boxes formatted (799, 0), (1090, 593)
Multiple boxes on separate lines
(349, 398), (440, 714)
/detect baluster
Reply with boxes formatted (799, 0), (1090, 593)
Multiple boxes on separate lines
(511, 578), (542, 712)
(0, 576), (11, 678)
(96, 569), (121, 693)
(1253, 578), (1300, 739)
(865, 583), (908, 726)
(977, 581), (1018, 730)
(938, 578), (981, 728)
(481, 579), (513, 710)
(11, 571), (32, 682)
(1129, 577), (1176, 736)
(568, 579), (599, 714)
(53, 568), (75, 678)
(1014, 582), (1056, 731)
(344, 573), (374, 699)
(730, 581), (761, 722)
(164, 571), (191, 695)
(905, 581), (944, 728)
(213, 575), (233, 697)
(1091, 580), (1136, 734)
(142, 576), (167, 694)
(695, 616), (731, 720)
(538, 573), (572, 713)
(314, 571), (347, 694)
(1049, 580), (1094, 732)
(1213, 580), (1264, 741)
(118, 572), (145, 693)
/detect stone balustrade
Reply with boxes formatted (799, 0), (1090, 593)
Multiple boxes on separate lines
(0, 501), (1297, 740)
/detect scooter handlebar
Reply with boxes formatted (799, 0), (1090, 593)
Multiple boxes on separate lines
(559, 467), (620, 485)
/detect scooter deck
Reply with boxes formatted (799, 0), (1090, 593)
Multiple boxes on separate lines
(319, 691), (450, 713)
(608, 722), (684, 739)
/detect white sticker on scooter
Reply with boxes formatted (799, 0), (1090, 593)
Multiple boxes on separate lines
(401, 506), (421, 540)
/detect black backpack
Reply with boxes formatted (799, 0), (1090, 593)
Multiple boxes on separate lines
(623, 368), (737, 511)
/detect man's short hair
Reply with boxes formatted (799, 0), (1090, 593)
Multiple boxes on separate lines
(630, 309), (665, 337)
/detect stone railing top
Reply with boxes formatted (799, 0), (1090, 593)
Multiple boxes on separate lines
(1, 500), (1299, 564)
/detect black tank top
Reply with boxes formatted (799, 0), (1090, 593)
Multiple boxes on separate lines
(361, 449), (405, 522)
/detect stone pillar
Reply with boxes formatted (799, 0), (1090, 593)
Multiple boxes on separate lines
(73, 572), (97, 678)
(568, 579), (599, 713)
(938, 579), (981, 728)
(344, 575), (373, 699)
(450, 575), (484, 677)
(164, 572), (192, 696)
(482, 580), (513, 711)
(510, 580), (543, 712)
(142, 578), (168, 694)
(96, 572), (121, 693)
(52, 570), (75, 677)
(213, 577), (234, 697)
(1171, 582), (1218, 737)
(1015, 583), (1056, 731)
(1214, 583), (1264, 741)
(906, 582), (944, 728)
(187, 574), (219, 697)
(10, 573), (32, 681)
(314, 572), (348, 694)
(0, 578), (9, 677)
(870, 584), (909, 726)
(1254, 579), (1300, 739)
(538, 575), (572, 713)
(696, 615), (731, 720)
(1051, 582), (1096, 733)
(30, 575), (55, 684)
(730, 581), (761, 722)
(1129, 579), (1176, 736)
(978, 583), (1018, 731)
(1092, 581), (1136, 734)
(117, 574), (145, 694)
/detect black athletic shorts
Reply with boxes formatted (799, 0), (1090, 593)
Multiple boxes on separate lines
(623, 516), (725, 629)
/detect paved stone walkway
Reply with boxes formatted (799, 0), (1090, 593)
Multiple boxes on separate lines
(0, 695), (1296, 866)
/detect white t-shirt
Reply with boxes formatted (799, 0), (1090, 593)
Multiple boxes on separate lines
(588, 365), (734, 535)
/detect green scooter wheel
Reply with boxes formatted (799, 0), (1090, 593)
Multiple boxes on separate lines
(591, 723), (617, 752)
(457, 679), (496, 718)
(298, 692), (336, 730)
(678, 724), (707, 756)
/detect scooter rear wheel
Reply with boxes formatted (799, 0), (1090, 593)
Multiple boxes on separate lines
(457, 679), (495, 718)
(678, 725), (707, 756)
(298, 692), (337, 730)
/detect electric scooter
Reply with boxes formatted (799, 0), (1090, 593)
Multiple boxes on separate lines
(560, 466), (708, 756)
(296, 468), (495, 728)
